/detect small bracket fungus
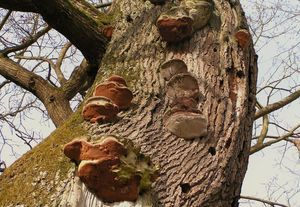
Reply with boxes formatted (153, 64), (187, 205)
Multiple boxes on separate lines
(63, 136), (158, 203)
(234, 29), (250, 48)
(182, 0), (213, 30)
(93, 76), (133, 110)
(160, 59), (188, 81)
(156, 7), (194, 42)
(82, 96), (119, 123)
(102, 26), (114, 39)
(164, 110), (208, 139)
(166, 73), (200, 100)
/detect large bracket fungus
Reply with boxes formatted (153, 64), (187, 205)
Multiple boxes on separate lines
(164, 110), (208, 139)
(156, 0), (213, 43)
(82, 75), (133, 123)
(160, 59), (208, 139)
(156, 7), (194, 43)
(63, 136), (158, 203)
(82, 96), (119, 123)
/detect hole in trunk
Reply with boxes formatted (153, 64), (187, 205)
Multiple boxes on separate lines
(208, 147), (216, 155)
(225, 138), (232, 149)
(180, 183), (191, 193)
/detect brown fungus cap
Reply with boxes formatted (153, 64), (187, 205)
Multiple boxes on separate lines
(93, 82), (133, 110)
(106, 75), (128, 86)
(235, 29), (250, 48)
(166, 73), (200, 100)
(160, 59), (188, 81)
(63, 136), (127, 163)
(82, 96), (119, 123)
(63, 135), (159, 202)
(78, 159), (140, 202)
(156, 7), (194, 43)
(164, 111), (208, 139)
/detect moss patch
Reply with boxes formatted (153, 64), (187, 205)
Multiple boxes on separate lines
(0, 110), (86, 206)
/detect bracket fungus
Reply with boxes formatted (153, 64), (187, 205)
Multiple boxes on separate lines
(63, 136), (158, 203)
(164, 110), (208, 139)
(93, 76), (133, 110)
(182, 0), (213, 30)
(160, 59), (188, 81)
(166, 73), (200, 101)
(82, 96), (119, 123)
(156, 7), (194, 42)
(234, 29), (250, 48)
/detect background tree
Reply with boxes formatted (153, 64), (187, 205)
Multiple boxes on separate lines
(1, 0), (299, 206)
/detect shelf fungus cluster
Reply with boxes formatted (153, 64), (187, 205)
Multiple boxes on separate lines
(161, 59), (208, 139)
(82, 75), (133, 123)
(156, 0), (213, 42)
(63, 135), (158, 203)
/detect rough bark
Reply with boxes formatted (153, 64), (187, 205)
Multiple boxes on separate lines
(0, 0), (257, 206)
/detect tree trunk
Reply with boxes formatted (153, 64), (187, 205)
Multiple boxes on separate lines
(0, 0), (257, 206)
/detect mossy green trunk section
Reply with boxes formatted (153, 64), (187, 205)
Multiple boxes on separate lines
(0, 112), (86, 206)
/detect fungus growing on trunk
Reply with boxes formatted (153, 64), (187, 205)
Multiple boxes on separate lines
(234, 29), (250, 48)
(93, 81), (133, 110)
(82, 96), (119, 123)
(164, 111), (208, 139)
(160, 59), (188, 81)
(106, 75), (128, 86)
(156, 7), (194, 42)
(181, 0), (213, 30)
(102, 26), (114, 39)
(63, 136), (159, 203)
(166, 73), (200, 100)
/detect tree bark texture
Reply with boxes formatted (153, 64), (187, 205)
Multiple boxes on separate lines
(0, 0), (257, 206)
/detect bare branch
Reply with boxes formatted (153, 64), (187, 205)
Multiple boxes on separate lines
(0, 10), (12, 31)
(255, 88), (300, 120)
(1, 26), (51, 55)
(30, 0), (110, 65)
(240, 195), (288, 207)
(251, 124), (300, 154)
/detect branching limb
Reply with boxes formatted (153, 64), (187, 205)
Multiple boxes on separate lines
(30, 0), (111, 65)
(240, 195), (288, 207)
(0, 10), (12, 30)
(0, 56), (72, 126)
(255, 88), (300, 120)
(62, 59), (96, 100)
(250, 123), (300, 154)
(1, 26), (51, 55)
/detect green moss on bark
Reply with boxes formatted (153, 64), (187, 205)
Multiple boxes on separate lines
(0, 110), (86, 206)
